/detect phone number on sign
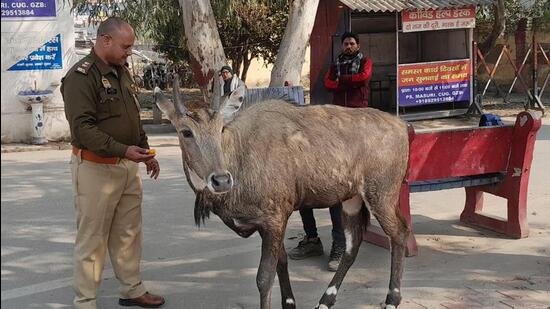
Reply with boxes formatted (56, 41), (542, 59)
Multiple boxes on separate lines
(415, 97), (456, 104)
(2, 9), (36, 16)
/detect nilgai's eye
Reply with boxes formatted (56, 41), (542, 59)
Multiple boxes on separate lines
(181, 129), (194, 138)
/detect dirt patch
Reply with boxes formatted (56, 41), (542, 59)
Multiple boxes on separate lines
(480, 93), (548, 118)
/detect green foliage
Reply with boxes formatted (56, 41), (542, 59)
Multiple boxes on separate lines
(72, 0), (189, 63)
(72, 0), (289, 81)
(214, 1), (288, 77)
(122, 0), (190, 64)
(535, 0), (550, 29)
(476, 0), (550, 39)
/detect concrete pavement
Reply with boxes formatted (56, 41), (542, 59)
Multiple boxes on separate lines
(1, 122), (550, 309)
(0, 134), (179, 154)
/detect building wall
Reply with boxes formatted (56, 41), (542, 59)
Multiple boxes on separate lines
(310, 0), (349, 105)
(1, 0), (77, 143)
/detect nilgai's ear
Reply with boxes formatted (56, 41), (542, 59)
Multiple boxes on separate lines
(154, 87), (178, 122)
(220, 85), (246, 123)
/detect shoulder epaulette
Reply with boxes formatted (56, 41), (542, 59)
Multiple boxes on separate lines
(75, 59), (94, 75)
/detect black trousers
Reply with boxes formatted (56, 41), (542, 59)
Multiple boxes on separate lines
(299, 204), (345, 245)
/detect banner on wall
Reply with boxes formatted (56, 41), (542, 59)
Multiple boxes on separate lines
(398, 59), (470, 107)
(1, 0), (56, 19)
(402, 6), (475, 32)
(8, 33), (62, 71)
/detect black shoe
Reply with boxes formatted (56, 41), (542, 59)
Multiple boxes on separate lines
(327, 242), (345, 272)
(288, 236), (324, 260)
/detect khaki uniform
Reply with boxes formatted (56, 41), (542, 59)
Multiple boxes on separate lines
(62, 50), (149, 309)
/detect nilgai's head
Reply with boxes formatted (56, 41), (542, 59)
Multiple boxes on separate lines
(155, 76), (245, 194)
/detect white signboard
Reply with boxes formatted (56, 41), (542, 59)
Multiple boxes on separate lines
(402, 6), (476, 33)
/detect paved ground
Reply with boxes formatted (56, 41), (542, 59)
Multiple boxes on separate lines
(1, 118), (550, 309)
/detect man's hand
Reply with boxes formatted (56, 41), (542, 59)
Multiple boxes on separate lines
(145, 158), (160, 179)
(125, 145), (155, 163)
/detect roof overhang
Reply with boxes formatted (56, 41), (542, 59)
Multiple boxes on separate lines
(339, 0), (492, 13)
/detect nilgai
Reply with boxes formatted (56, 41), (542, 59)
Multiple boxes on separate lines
(155, 81), (410, 309)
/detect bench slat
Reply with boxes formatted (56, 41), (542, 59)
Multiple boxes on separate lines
(409, 172), (506, 193)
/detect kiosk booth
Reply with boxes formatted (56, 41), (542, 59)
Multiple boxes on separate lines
(310, 1), (542, 257)
(310, 0), (490, 120)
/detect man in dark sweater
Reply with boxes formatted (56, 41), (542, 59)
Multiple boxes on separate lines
(324, 32), (372, 107)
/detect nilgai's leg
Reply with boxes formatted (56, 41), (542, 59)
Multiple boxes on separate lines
(370, 190), (409, 308)
(277, 244), (296, 309)
(316, 196), (367, 309)
(257, 222), (286, 309)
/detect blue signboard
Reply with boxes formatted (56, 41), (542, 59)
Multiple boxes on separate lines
(1, 0), (56, 19)
(398, 59), (471, 107)
(399, 82), (470, 106)
(8, 34), (62, 71)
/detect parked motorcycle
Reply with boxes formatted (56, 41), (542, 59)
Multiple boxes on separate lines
(143, 60), (169, 90)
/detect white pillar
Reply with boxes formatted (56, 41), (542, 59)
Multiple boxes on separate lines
(30, 102), (47, 144)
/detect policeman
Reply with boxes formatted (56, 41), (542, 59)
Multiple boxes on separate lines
(61, 17), (164, 309)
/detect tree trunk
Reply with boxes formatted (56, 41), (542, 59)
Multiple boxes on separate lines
(241, 52), (254, 82)
(269, 0), (320, 87)
(478, 0), (506, 55)
(514, 18), (528, 68)
(233, 50), (243, 77)
(514, 18), (528, 92)
(178, 0), (226, 108)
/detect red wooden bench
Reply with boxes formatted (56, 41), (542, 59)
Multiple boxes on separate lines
(364, 111), (542, 256)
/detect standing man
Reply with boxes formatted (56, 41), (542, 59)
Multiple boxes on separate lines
(62, 17), (165, 309)
(288, 32), (372, 272)
(219, 65), (244, 96)
(324, 31), (372, 107)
